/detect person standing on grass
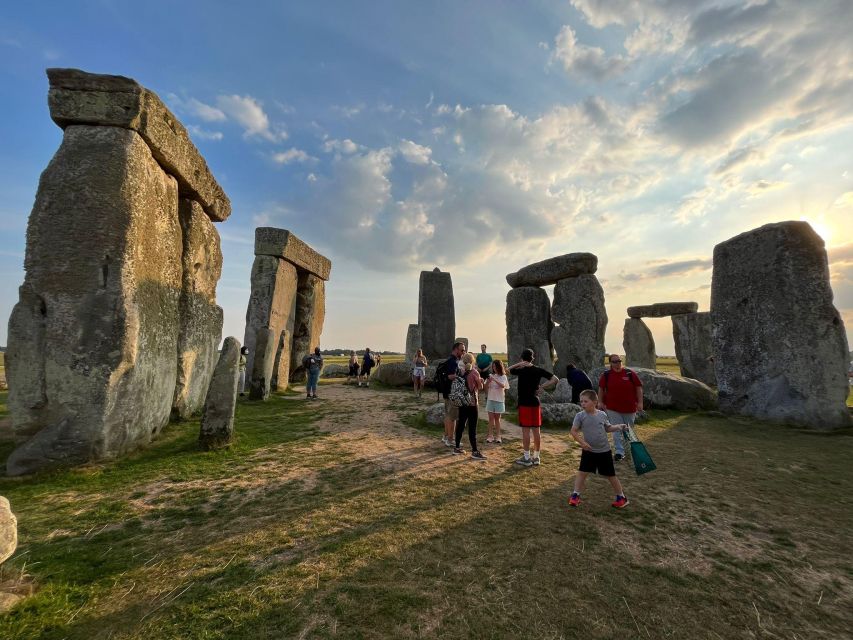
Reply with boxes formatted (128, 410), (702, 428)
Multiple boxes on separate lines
(347, 350), (360, 384)
(484, 360), (509, 443)
(476, 344), (493, 380)
(412, 348), (428, 398)
(565, 362), (593, 404)
(453, 352), (486, 460)
(568, 389), (629, 508)
(597, 354), (643, 462)
(359, 348), (377, 387)
(440, 341), (467, 447)
(303, 347), (323, 399)
(508, 348), (559, 467)
(238, 346), (249, 396)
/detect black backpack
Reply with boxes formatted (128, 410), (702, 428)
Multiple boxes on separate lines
(434, 360), (452, 397)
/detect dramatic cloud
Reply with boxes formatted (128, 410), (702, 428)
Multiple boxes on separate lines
(398, 140), (432, 165)
(216, 94), (288, 141)
(620, 258), (712, 281)
(551, 25), (628, 79)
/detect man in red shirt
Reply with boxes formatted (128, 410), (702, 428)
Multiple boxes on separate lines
(597, 354), (643, 462)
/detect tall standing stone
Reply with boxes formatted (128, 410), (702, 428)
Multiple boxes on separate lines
(405, 324), (421, 361)
(623, 318), (656, 369)
(289, 273), (326, 383)
(551, 274), (607, 375)
(506, 287), (554, 367)
(199, 337), (241, 450)
(418, 268), (455, 361)
(672, 312), (715, 385)
(249, 327), (277, 401)
(711, 221), (850, 428)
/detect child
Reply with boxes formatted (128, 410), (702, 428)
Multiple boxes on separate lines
(568, 389), (629, 508)
(484, 360), (509, 443)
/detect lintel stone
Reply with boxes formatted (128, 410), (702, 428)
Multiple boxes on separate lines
(254, 227), (331, 281)
(627, 302), (698, 318)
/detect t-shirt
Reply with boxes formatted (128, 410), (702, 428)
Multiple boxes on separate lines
(566, 367), (593, 404)
(599, 368), (643, 413)
(511, 365), (554, 407)
(362, 353), (375, 369)
(572, 409), (612, 453)
(476, 352), (493, 371)
(486, 374), (509, 402)
(303, 354), (323, 374)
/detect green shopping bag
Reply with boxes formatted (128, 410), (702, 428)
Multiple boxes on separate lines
(624, 427), (657, 476)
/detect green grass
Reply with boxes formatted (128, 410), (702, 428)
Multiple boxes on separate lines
(0, 382), (852, 638)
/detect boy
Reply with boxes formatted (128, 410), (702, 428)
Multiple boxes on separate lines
(568, 389), (629, 508)
(508, 348), (559, 466)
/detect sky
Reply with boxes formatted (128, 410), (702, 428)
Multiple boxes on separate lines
(1, 0), (852, 359)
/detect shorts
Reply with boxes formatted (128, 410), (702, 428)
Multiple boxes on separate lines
(579, 450), (616, 477)
(413, 366), (426, 379)
(348, 364), (360, 376)
(444, 398), (459, 421)
(518, 405), (542, 428)
(360, 365), (373, 376)
(486, 399), (505, 414)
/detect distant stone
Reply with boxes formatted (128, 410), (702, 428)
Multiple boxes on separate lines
(550, 378), (573, 404)
(711, 221), (850, 428)
(540, 403), (582, 424)
(551, 275), (607, 375)
(506, 287), (554, 368)
(405, 324), (421, 361)
(672, 312), (716, 386)
(321, 364), (349, 378)
(254, 228), (331, 280)
(506, 253), (597, 288)
(199, 337), (240, 450)
(46, 68), (230, 221)
(627, 302), (698, 318)
(425, 402), (445, 425)
(0, 497), (17, 565)
(374, 362), (437, 387)
(591, 367), (717, 410)
(418, 269), (455, 361)
(623, 318), (656, 370)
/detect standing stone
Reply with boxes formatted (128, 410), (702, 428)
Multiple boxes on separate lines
(418, 268), (455, 361)
(0, 497), (16, 566)
(672, 312), (715, 385)
(172, 199), (224, 419)
(249, 328), (277, 401)
(711, 221), (850, 428)
(5, 126), (182, 476)
(405, 324), (421, 361)
(623, 318), (656, 370)
(506, 253), (598, 288)
(289, 273), (326, 383)
(551, 274), (607, 375)
(271, 329), (290, 390)
(199, 337), (240, 450)
(506, 287), (554, 367)
(627, 302), (698, 318)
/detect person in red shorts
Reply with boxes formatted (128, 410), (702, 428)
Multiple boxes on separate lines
(508, 348), (559, 467)
(597, 354), (643, 462)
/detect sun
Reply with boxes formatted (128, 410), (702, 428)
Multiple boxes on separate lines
(801, 217), (833, 245)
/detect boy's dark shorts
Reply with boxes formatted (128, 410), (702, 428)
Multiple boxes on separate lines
(579, 450), (616, 476)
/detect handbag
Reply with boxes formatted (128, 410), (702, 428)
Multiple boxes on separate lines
(624, 426), (657, 476)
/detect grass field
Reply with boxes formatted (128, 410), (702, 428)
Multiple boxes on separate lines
(0, 379), (852, 638)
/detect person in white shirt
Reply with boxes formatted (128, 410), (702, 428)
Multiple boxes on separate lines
(484, 360), (509, 444)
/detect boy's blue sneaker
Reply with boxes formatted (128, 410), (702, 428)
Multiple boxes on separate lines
(611, 495), (629, 509)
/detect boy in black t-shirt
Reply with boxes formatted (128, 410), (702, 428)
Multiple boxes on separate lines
(508, 348), (559, 466)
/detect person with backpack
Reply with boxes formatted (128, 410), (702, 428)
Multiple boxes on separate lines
(347, 350), (360, 384)
(452, 353), (486, 460)
(437, 341), (467, 447)
(508, 348), (559, 466)
(597, 354), (643, 462)
(565, 362), (594, 404)
(302, 346), (323, 399)
(359, 348), (377, 387)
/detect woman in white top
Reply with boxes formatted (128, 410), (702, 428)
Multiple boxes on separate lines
(411, 348), (428, 398)
(484, 360), (509, 443)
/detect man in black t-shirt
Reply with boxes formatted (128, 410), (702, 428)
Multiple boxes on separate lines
(441, 341), (467, 447)
(508, 347), (558, 466)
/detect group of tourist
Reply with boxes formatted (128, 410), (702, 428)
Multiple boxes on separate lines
(346, 348), (381, 387)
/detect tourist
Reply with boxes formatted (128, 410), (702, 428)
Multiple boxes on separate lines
(568, 389), (630, 508)
(597, 354), (643, 462)
(412, 348), (428, 398)
(565, 362), (594, 404)
(347, 350), (360, 384)
(358, 348), (377, 387)
(453, 352), (486, 460)
(508, 348), (559, 466)
(476, 344), (493, 379)
(439, 341), (467, 447)
(484, 360), (509, 443)
(238, 346), (249, 396)
(303, 346), (323, 399)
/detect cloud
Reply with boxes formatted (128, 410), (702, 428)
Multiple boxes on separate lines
(829, 243), (853, 265)
(216, 94), (287, 141)
(322, 138), (359, 154)
(714, 146), (764, 175)
(187, 125), (224, 141)
(620, 258), (712, 281)
(186, 98), (226, 122)
(398, 140), (432, 165)
(272, 148), (315, 165)
(551, 25), (628, 79)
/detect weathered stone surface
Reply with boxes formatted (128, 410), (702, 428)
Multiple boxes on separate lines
(6, 126), (181, 475)
(254, 228), (331, 280)
(289, 273), (326, 383)
(249, 328), (276, 401)
(551, 275), (607, 375)
(172, 199), (223, 419)
(244, 256), (298, 393)
(627, 302), (698, 318)
(47, 68), (230, 221)
(550, 378), (573, 403)
(405, 324), (421, 361)
(454, 337), (469, 350)
(0, 496), (17, 565)
(591, 367), (718, 410)
(321, 364), (349, 378)
(506, 287), (554, 367)
(425, 402), (445, 425)
(506, 253), (597, 288)
(623, 318), (656, 370)
(540, 403), (582, 424)
(418, 268), (455, 361)
(374, 362), (437, 387)
(672, 312), (716, 386)
(199, 337), (240, 450)
(711, 221), (850, 428)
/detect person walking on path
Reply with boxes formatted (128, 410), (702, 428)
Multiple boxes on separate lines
(359, 348), (378, 387)
(484, 360), (509, 443)
(508, 348), (559, 466)
(412, 348), (428, 398)
(568, 389), (630, 508)
(597, 354), (643, 462)
(238, 346), (249, 396)
(565, 362), (594, 404)
(347, 351), (360, 384)
(303, 347), (324, 399)
(453, 353), (486, 460)
(440, 341), (467, 447)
